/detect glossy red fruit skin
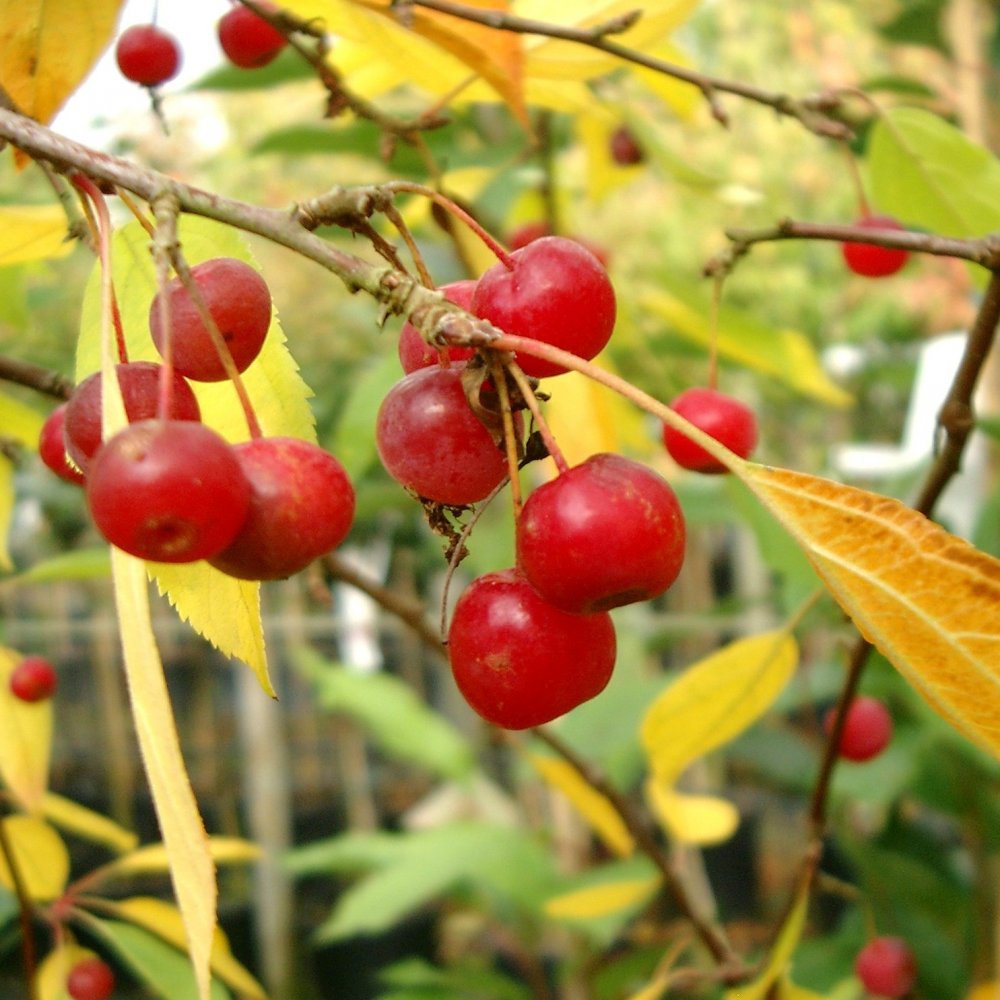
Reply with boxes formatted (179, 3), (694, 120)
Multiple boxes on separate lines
(825, 695), (893, 762)
(9, 656), (58, 703)
(149, 258), (272, 383)
(67, 957), (116, 1000)
(86, 420), (250, 564)
(841, 215), (909, 278)
(506, 224), (610, 268)
(64, 362), (201, 473)
(209, 437), (355, 580)
(398, 280), (478, 373)
(448, 569), (617, 729)
(663, 387), (758, 474)
(218, 3), (287, 68)
(115, 24), (182, 86)
(376, 366), (510, 505)
(472, 236), (616, 378)
(38, 404), (85, 485)
(855, 937), (917, 998)
(516, 453), (686, 613)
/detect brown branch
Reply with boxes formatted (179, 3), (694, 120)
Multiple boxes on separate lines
(408, 0), (852, 138)
(0, 355), (73, 400)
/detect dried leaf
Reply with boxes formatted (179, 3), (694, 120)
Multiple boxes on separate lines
(0, 644), (52, 811)
(0, 815), (69, 901)
(0, 0), (124, 123)
(528, 752), (635, 857)
(738, 464), (1000, 759)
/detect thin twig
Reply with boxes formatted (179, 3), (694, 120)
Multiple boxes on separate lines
(0, 356), (73, 399)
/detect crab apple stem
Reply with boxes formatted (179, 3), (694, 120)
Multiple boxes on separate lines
(487, 353), (523, 516)
(71, 173), (129, 363)
(382, 201), (436, 288)
(842, 144), (871, 216)
(385, 180), (516, 269)
(707, 273), (722, 391)
(489, 334), (745, 474)
(504, 359), (570, 475)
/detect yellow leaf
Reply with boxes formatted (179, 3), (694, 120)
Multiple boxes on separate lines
(622, 976), (672, 1000)
(544, 876), (658, 920)
(36, 942), (98, 1000)
(641, 630), (798, 783)
(0, 644), (52, 811)
(644, 782), (739, 845)
(0, 814), (69, 901)
(630, 40), (702, 119)
(0, 205), (75, 265)
(542, 365), (651, 471)
(102, 836), (261, 879)
(528, 753), (635, 857)
(0, 455), (13, 573)
(0, 389), (45, 446)
(724, 877), (810, 1000)
(738, 464), (1000, 760)
(642, 288), (852, 408)
(0, 0), (124, 124)
(106, 896), (267, 1000)
(111, 546), (216, 1000)
(967, 982), (1000, 1000)
(41, 792), (138, 854)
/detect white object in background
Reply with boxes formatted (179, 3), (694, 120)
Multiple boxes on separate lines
(335, 543), (390, 674)
(829, 331), (987, 539)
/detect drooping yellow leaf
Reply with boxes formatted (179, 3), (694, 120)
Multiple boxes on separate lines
(544, 876), (658, 920)
(111, 546), (216, 1000)
(724, 876), (810, 1000)
(528, 752), (635, 857)
(0, 389), (45, 446)
(36, 942), (98, 1000)
(0, 644), (52, 811)
(644, 782), (739, 846)
(102, 836), (261, 879)
(106, 896), (267, 1000)
(737, 464), (1000, 760)
(0, 814), (69, 901)
(0, 455), (13, 573)
(41, 792), (138, 854)
(0, 205), (75, 265)
(0, 0), (124, 123)
(542, 364), (651, 471)
(641, 630), (798, 783)
(77, 216), (317, 692)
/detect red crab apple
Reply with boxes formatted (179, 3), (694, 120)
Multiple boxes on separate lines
(824, 695), (893, 762)
(209, 437), (355, 580)
(9, 656), (57, 703)
(149, 257), (272, 382)
(397, 279), (478, 373)
(506, 222), (610, 268)
(66, 957), (116, 1000)
(447, 568), (617, 729)
(38, 403), (85, 485)
(841, 215), (910, 278)
(516, 453), (686, 613)
(64, 361), (201, 473)
(115, 24), (182, 86)
(376, 366), (511, 505)
(472, 235), (616, 378)
(86, 420), (250, 563)
(218, 2), (288, 68)
(663, 386), (758, 474)
(855, 936), (917, 998)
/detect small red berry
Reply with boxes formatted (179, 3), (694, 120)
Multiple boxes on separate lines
(218, 3), (288, 68)
(841, 215), (910, 278)
(38, 404), (85, 485)
(663, 387), (758, 474)
(115, 24), (182, 87)
(448, 568), (617, 729)
(516, 453), (686, 613)
(855, 936), (916, 998)
(67, 956), (116, 1000)
(825, 695), (893, 762)
(9, 656), (57, 703)
(609, 124), (644, 165)
(397, 280), (478, 373)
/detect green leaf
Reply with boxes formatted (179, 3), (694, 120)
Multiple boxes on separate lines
(85, 918), (231, 1000)
(284, 829), (408, 878)
(876, 0), (948, 53)
(0, 548), (111, 589)
(189, 48), (313, 90)
(310, 822), (560, 942)
(291, 645), (475, 781)
(378, 957), (531, 1000)
(867, 107), (1000, 239)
